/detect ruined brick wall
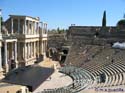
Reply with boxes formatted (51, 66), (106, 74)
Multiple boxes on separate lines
(68, 26), (125, 45)
(48, 34), (66, 48)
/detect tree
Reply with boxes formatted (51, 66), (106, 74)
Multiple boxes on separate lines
(0, 10), (2, 32)
(123, 13), (125, 19)
(1, 17), (3, 25)
(102, 10), (106, 27)
(57, 27), (60, 32)
(57, 27), (61, 34)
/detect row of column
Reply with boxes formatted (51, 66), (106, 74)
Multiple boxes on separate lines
(0, 40), (47, 71)
(11, 18), (48, 35)
(0, 41), (17, 71)
(4, 41), (17, 72)
(23, 40), (47, 60)
(43, 23), (47, 34)
(25, 20), (39, 35)
(42, 40), (47, 54)
(23, 41), (39, 60)
(11, 18), (39, 35)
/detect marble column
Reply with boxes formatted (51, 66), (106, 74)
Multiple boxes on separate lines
(32, 42), (34, 57)
(34, 22), (36, 35)
(11, 18), (13, 34)
(0, 45), (2, 71)
(46, 24), (47, 34)
(27, 42), (30, 58)
(45, 23), (47, 34)
(25, 20), (27, 35)
(44, 23), (46, 34)
(36, 42), (38, 55)
(33, 22), (35, 34)
(45, 40), (47, 52)
(36, 22), (38, 34)
(29, 43), (31, 58)
(39, 41), (42, 55)
(30, 43), (32, 57)
(37, 41), (39, 55)
(26, 43), (27, 59)
(43, 41), (45, 53)
(43, 41), (46, 59)
(42, 41), (43, 54)
(31, 22), (32, 35)
(30, 43), (31, 57)
(4, 42), (8, 72)
(32, 21), (34, 34)
(14, 42), (18, 68)
(18, 18), (20, 33)
(17, 42), (20, 59)
(34, 42), (36, 57)
(44, 41), (46, 53)
(43, 23), (44, 34)
(40, 22), (43, 36)
(23, 43), (26, 60)
(23, 19), (26, 34)
(34, 22), (35, 34)
(27, 20), (29, 35)
(11, 43), (14, 60)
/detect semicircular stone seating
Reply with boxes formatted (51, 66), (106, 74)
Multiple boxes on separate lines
(104, 62), (125, 86)
(111, 64), (124, 86)
(41, 41), (125, 93)
(41, 65), (94, 93)
(104, 64), (120, 86)
(59, 66), (94, 93)
(90, 60), (125, 88)
(94, 66), (114, 87)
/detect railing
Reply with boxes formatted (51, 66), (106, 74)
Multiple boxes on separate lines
(2, 34), (17, 39)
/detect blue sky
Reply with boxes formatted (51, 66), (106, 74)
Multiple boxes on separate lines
(0, 0), (125, 29)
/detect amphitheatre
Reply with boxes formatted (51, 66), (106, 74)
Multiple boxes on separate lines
(1, 12), (125, 93)
(41, 19), (125, 93)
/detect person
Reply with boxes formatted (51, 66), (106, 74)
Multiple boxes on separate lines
(111, 58), (114, 63)
(8, 59), (11, 70)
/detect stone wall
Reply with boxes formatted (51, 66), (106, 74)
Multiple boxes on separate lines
(48, 34), (69, 48)
(68, 26), (125, 45)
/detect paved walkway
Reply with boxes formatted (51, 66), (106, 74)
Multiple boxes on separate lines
(33, 58), (73, 93)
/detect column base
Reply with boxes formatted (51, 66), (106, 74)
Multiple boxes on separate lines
(0, 70), (4, 80)
(43, 53), (46, 60)
(15, 61), (18, 68)
(5, 64), (9, 73)
(0, 68), (3, 72)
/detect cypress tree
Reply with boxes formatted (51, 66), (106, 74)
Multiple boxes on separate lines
(102, 11), (106, 27)
(0, 9), (1, 32)
(123, 13), (125, 19)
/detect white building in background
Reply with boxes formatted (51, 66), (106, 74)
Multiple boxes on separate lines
(0, 14), (48, 77)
